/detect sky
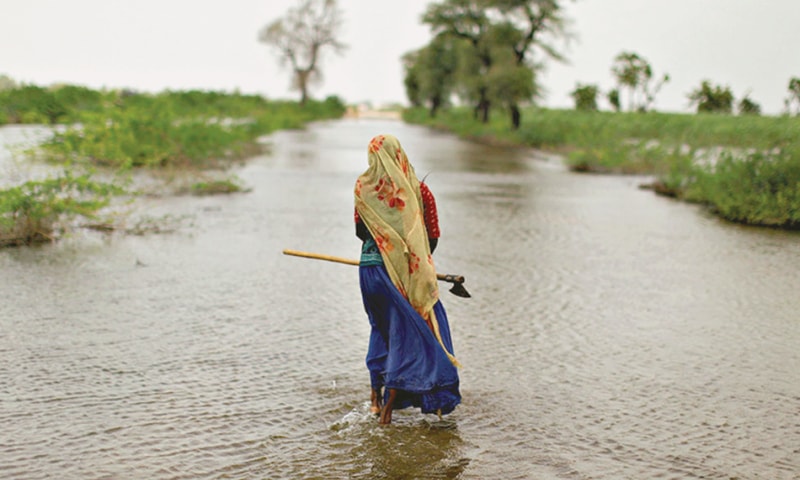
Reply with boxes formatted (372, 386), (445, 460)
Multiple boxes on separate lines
(1, 0), (798, 114)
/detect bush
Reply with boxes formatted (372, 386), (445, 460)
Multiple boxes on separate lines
(0, 171), (123, 246)
(683, 151), (800, 228)
(0, 85), (68, 124)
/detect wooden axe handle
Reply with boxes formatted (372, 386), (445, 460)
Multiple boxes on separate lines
(282, 249), (465, 284)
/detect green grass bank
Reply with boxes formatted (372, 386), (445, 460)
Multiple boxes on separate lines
(1, 86), (346, 246)
(404, 107), (800, 230)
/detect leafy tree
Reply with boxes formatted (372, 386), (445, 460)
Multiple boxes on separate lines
(610, 51), (669, 112)
(688, 80), (733, 114)
(450, 36), (486, 117)
(423, 0), (572, 128)
(570, 83), (598, 111)
(423, 0), (494, 122)
(402, 52), (424, 108)
(607, 88), (620, 112)
(258, 0), (346, 105)
(487, 48), (537, 127)
(491, 0), (572, 127)
(785, 77), (800, 115)
(738, 93), (761, 116)
(493, 0), (571, 64)
(403, 35), (460, 117)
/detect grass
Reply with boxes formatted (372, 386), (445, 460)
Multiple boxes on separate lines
(1, 85), (346, 246)
(404, 106), (800, 229)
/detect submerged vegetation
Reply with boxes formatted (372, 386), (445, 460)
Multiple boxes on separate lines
(404, 107), (800, 229)
(0, 84), (345, 246)
(0, 171), (123, 247)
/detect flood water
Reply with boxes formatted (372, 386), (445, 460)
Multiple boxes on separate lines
(2, 119), (799, 479)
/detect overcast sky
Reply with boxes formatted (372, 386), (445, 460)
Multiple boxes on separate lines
(2, 0), (798, 114)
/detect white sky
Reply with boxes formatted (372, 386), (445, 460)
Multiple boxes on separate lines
(1, 0), (798, 114)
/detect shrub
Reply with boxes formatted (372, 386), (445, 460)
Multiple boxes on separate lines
(0, 172), (123, 246)
(684, 151), (800, 228)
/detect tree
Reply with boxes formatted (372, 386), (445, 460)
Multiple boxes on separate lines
(607, 88), (621, 112)
(785, 77), (800, 115)
(570, 83), (598, 111)
(402, 52), (424, 108)
(486, 48), (537, 128)
(493, 0), (571, 65)
(610, 51), (669, 112)
(687, 80), (733, 114)
(422, 0), (572, 128)
(423, 0), (494, 122)
(450, 35), (487, 117)
(491, 0), (572, 127)
(258, 0), (346, 105)
(738, 92), (761, 116)
(403, 35), (460, 118)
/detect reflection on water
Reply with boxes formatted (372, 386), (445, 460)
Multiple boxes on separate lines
(2, 119), (799, 479)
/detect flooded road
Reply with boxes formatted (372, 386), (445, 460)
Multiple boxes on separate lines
(2, 119), (799, 479)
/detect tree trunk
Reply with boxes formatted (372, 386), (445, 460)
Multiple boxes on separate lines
(510, 104), (521, 130)
(477, 86), (491, 123)
(480, 99), (490, 123)
(429, 96), (441, 118)
(296, 69), (310, 106)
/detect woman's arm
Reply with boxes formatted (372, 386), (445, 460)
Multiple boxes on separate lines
(354, 209), (371, 241)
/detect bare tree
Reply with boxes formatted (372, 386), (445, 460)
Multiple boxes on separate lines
(258, 0), (346, 105)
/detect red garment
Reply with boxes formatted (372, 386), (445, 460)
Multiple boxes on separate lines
(354, 181), (440, 239)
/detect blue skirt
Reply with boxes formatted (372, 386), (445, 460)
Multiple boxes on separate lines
(359, 264), (461, 415)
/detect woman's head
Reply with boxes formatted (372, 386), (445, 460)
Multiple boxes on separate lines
(367, 134), (412, 177)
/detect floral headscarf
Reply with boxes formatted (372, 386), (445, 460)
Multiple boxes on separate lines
(355, 134), (458, 366)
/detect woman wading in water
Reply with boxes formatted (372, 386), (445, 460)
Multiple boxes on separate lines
(354, 134), (461, 425)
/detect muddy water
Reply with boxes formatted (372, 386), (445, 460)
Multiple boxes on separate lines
(1, 119), (799, 479)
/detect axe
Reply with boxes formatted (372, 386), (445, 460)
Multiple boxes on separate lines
(282, 249), (471, 298)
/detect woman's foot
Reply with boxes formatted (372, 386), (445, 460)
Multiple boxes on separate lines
(370, 388), (382, 415)
(379, 388), (397, 425)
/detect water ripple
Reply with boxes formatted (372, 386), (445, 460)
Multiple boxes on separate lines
(2, 121), (799, 479)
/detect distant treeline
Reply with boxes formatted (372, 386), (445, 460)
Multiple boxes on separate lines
(0, 82), (346, 246)
(404, 107), (800, 230)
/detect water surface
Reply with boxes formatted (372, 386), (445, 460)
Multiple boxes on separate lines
(2, 119), (799, 479)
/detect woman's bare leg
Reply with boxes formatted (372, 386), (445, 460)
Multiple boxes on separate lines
(370, 387), (382, 414)
(379, 388), (397, 425)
